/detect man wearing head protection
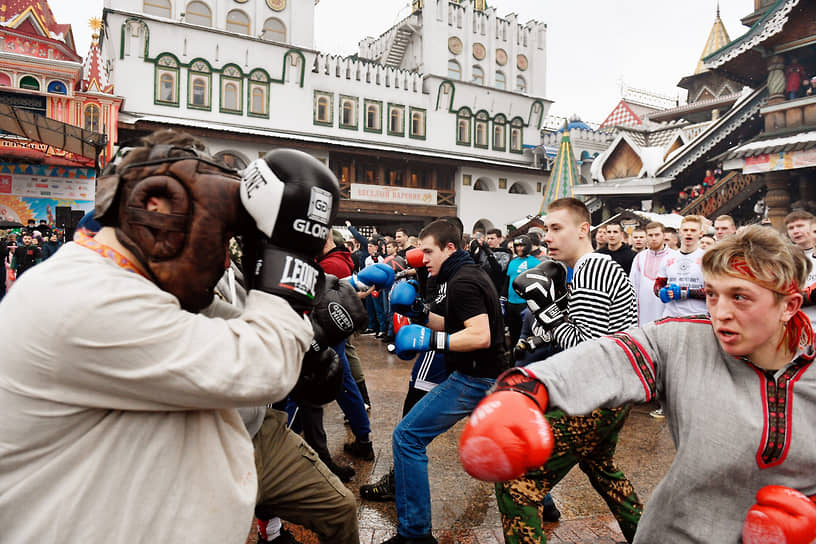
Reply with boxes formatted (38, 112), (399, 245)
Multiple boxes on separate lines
(505, 234), (542, 345)
(0, 130), (345, 543)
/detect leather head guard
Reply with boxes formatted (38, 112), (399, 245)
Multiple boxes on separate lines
(513, 235), (532, 257)
(95, 132), (249, 312)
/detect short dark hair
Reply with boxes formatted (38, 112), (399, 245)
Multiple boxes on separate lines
(486, 228), (502, 238)
(420, 219), (462, 250)
(528, 232), (541, 245)
(395, 227), (410, 236)
(645, 222), (664, 232)
(547, 197), (590, 225)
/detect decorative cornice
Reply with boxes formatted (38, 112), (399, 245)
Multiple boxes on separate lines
(703, 0), (798, 70)
(657, 86), (767, 179)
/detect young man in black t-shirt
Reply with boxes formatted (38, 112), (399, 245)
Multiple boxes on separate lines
(12, 234), (41, 278)
(385, 219), (507, 544)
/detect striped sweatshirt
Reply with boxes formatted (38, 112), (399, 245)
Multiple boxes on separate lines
(552, 252), (637, 348)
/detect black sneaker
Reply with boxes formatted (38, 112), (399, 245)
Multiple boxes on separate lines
(361, 469), (395, 501)
(380, 534), (438, 544)
(326, 460), (355, 482)
(258, 527), (303, 544)
(344, 438), (375, 461)
(375, 331), (385, 338)
(361, 328), (377, 335)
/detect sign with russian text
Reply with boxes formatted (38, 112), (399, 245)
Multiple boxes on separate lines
(350, 183), (437, 205)
(741, 149), (816, 174)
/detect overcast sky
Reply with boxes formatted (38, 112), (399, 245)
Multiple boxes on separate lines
(55, 0), (751, 124)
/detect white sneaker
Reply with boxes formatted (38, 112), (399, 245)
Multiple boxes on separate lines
(649, 408), (665, 419)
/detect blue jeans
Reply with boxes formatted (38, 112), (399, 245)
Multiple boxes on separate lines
(285, 341), (370, 440)
(392, 371), (494, 538)
(365, 293), (383, 331)
(334, 340), (371, 439)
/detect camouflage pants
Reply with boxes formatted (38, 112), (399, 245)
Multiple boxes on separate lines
(495, 405), (642, 544)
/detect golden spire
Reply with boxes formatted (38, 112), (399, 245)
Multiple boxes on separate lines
(694, 5), (730, 74)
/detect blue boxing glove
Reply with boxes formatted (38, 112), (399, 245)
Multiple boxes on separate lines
(393, 324), (449, 361)
(346, 263), (395, 291)
(390, 280), (429, 325)
(659, 284), (682, 303)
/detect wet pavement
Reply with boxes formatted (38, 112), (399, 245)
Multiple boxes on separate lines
(282, 333), (676, 543)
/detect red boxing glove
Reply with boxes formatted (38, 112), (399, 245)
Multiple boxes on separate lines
(742, 485), (816, 544)
(458, 368), (553, 482)
(393, 313), (411, 334)
(406, 247), (425, 268)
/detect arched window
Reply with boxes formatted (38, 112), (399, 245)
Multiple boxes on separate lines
(143, 0), (171, 18)
(495, 71), (505, 90)
(262, 18), (286, 42)
(19, 75), (39, 90)
(516, 75), (527, 93)
(159, 73), (174, 102)
(316, 96), (330, 122)
(250, 86), (266, 115)
(223, 82), (238, 110)
(365, 100), (381, 131)
(342, 100), (355, 126)
(213, 150), (249, 170)
(185, 1), (211, 26)
(84, 105), (100, 132)
(447, 59), (461, 81)
(509, 182), (529, 194)
(456, 109), (471, 145)
(510, 118), (523, 152)
(47, 80), (67, 94)
(191, 77), (207, 106)
(473, 178), (493, 191)
(0, 73), (10, 86)
(226, 9), (250, 34)
(474, 112), (488, 148)
(471, 65), (484, 85)
(389, 106), (404, 135)
(493, 114), (506, 151)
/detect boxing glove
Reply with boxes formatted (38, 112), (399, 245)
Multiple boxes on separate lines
(458, 367), (554, 482)
(393, 313), (411, 334)
(513, 335), (549, 362)
(742, 485), (816, 544)
(406, 247), (425, 268)
(289, 341), (343, 406)
(513, 260), (569, 330)
(239, 150), (339, 313)
(345, 262), (395, 292)
(658, 284), (683, 303)
(311, 274), (368, 347)
(390, 280), (430, 325)
(393, 324), (448, 361)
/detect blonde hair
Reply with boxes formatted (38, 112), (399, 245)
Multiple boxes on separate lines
(702, 225), (810, 296)
(681, 215), (704, 228)
(703, 225), (812, 353)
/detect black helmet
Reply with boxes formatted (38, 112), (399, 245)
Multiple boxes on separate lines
(513, 235), (532, 256)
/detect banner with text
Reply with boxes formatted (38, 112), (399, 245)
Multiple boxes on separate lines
(350, 183), (437, 206)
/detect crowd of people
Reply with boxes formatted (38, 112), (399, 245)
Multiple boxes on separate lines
(0, 128), (814, 544)
(0, 219), (64, 299)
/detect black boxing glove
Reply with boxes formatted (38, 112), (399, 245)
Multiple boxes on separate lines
(513, 260), (569, 330)
(311, 275), (368, 347)
(239, 149), (340, 313)
(289, 342), (344, 406)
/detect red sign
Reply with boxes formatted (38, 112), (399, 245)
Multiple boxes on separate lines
(0, 175), (10, 194)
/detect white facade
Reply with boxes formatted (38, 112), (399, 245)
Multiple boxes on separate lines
(102, 0), (552, 233)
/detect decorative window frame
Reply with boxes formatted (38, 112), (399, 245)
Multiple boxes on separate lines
(84, 103), (101, 132)
(46, 80), (68, 94)
(495, 70), (506, 90)
(387, 103), (405, 136)
(456, 108), (472, 146)
(447, 59), (461, 81)
(220, 64), (243, 114)
(474, 110), (489, 149)
(185, 0), (213, 27)
(510, 117), (524, 154)
(187, 58), (212, 110)
(248, 69), (270, 118)
(225, 9), (251, 35)
(364, 99), (382, 133)
(339, 95), (358, 130)
(262, 17), (286, 42)
(314, 90), (333, 126)
(471, 65), (484, 85)
(154, 54), (179, 106)
(409, 107), (426, 140)
(492, 114), (506, 151)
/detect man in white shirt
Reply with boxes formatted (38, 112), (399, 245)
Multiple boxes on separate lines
(653, 215), (707, 318)
(786, 210), (816, 324)
(630, 222), (672, 326)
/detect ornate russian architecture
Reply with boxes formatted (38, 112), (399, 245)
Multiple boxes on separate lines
(0, 2), (121, 229)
